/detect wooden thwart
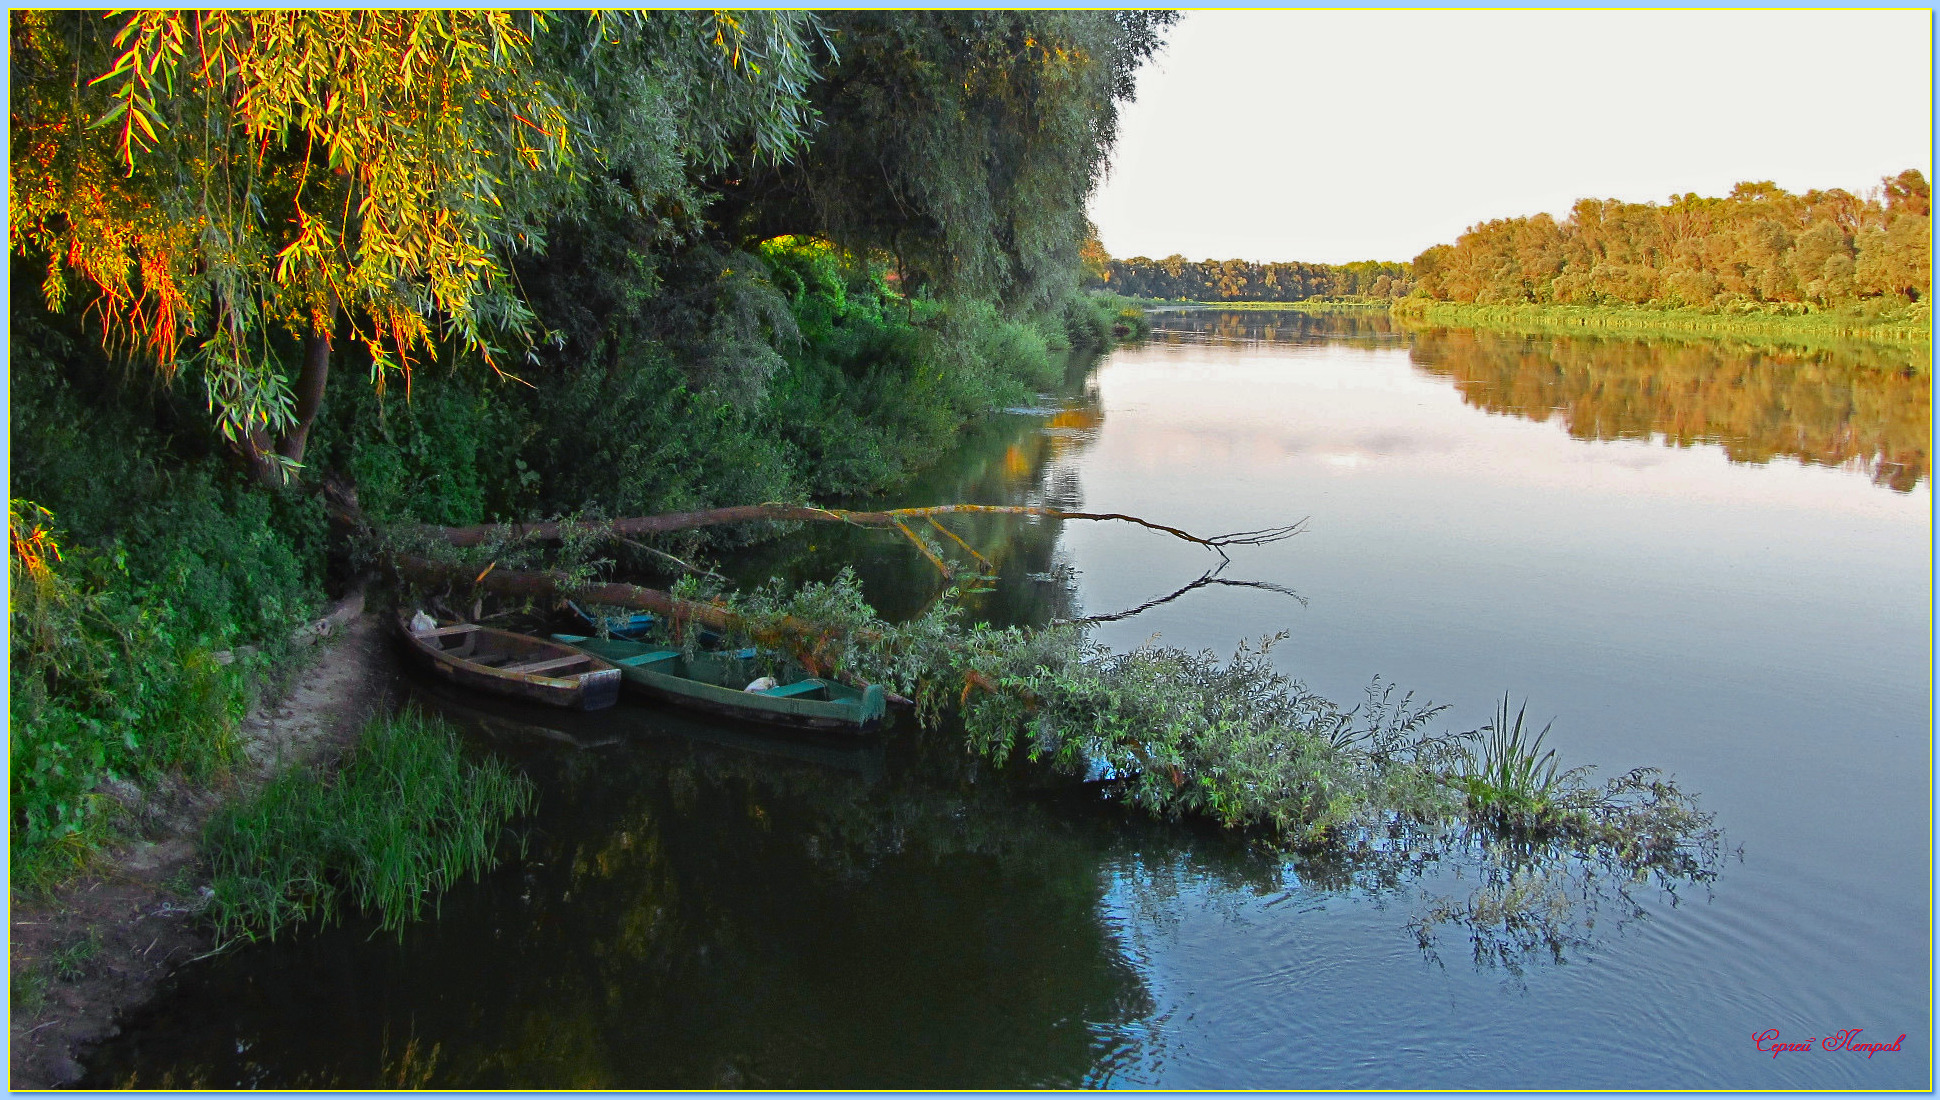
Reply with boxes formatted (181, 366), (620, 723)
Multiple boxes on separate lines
(501, 654), (594, 676)
(395, 613), (621, 711)
(758, 680), (824, 699)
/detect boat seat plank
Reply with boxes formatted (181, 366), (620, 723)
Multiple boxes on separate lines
(417, 624), (480, 639)
(616, 650), (680, 667)
(761, 679), (825, 699)
(502, 654), (593, 675)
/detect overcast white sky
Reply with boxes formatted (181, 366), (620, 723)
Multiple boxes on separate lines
(1089, 11), (1934, 265)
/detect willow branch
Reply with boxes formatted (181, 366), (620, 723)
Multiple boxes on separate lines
(615, 536), (726, 583)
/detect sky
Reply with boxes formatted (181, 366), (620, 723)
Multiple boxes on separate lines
(1088, 10), (1935, 265)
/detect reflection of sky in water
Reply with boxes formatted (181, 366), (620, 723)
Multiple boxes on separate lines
(1083, 343), (1922, 520)
(1045, 334), (1929, 1088)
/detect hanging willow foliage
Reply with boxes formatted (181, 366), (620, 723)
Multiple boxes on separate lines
(8, 10), (826, 480)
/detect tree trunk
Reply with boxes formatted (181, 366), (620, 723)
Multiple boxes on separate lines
(277, 314), (336, 466)
(237, 427), (284, 488)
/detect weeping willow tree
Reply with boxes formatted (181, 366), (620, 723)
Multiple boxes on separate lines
(8, 9), (825, 485)
(712, 11), (1177, 310)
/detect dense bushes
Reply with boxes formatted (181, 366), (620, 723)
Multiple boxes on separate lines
(9, 313), (326, 888)
(8, 247), (1148, 890)
(301, 235), (1121, 524)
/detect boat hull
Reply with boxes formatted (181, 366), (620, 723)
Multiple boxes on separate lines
(399, 616), (622, 711)
(551, 634), (885, 731)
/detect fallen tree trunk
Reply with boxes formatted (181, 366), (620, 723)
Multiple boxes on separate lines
(391, 554), (743, 633)
(410, 504), (1302, 565)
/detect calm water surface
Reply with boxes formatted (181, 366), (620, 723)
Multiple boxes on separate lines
(84, 311), (1931, 1089)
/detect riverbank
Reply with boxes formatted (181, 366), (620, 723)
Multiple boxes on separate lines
(1390, 298), (1931, 357)
(7, 595), (391, 1088)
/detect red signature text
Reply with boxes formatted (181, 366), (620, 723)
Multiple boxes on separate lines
(1755, 1029), (1906, 1059)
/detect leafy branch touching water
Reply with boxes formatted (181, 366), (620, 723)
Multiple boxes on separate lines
(386, 503), (1723, 936)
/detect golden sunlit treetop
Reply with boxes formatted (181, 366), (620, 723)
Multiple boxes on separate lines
(9, 9), (820, 480)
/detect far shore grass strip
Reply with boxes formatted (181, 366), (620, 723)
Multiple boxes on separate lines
(1134, 297), (1930, 360)
(1390, 300), (1930, 353)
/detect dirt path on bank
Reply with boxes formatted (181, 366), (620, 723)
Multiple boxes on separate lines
(8, 594), (396, 1089)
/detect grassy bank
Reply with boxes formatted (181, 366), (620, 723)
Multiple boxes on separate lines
(201, 707), (535, 943)
(1391, 298), (1931, 358)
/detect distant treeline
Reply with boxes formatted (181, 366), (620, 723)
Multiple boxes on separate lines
(1412, 171), (1930, 310)
(1093, 169), (1930, 313)
(1091, 255), (1413, 301)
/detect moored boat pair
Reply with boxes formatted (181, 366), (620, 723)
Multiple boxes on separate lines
(396, 612), (885, 730)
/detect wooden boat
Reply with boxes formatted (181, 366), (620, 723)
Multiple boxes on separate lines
(549, 633), (886, 731)
(398, 614), (623, 711)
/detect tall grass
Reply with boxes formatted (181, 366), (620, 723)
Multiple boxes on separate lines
(1457, 696), (1572, 820)
(201, 706), (535, 944)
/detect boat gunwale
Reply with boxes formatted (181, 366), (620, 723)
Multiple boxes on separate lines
(550, 633), (885, 729)
(397, 614), (623, 707)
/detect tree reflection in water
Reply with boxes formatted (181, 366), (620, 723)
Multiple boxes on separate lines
(85, 691), (1721, 1089)
(84, 329), (1749, 1087)
(1404, 326), (1928, 491)
(1147, 309), (1927, 492)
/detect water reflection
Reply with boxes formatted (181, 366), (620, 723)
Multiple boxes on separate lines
(85, 702), (1158, 1089)
(1404, 327), (1929, 491)
(77, 315), (1926, 1089)
(83, 697), (1719, 1089)
(1147, 309), (1929, 491)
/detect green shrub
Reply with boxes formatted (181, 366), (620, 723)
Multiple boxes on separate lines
(521, 344), (796, 519)
(9, 307), (325, 891)
(755, 237), (1076, 496)
(309, 365), (533, 526)
(1056, 289), (1149, 348)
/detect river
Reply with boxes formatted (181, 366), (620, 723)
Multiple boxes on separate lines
(82, 310), (1931, 1089)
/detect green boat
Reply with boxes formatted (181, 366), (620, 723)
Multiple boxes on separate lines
(549, 633), (886, 732)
